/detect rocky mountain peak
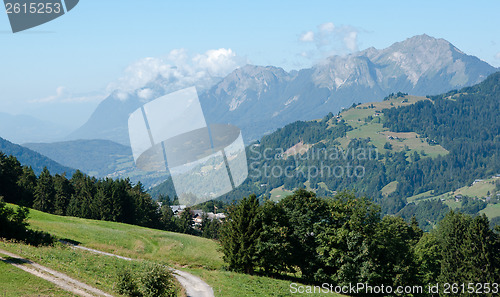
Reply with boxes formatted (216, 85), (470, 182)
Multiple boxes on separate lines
(66, 35), (498, 145)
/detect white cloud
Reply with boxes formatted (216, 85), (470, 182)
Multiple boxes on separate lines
(107, 48), (248, 100)
(318, 22), (335, 34)
(298, 22), (360, 61)
(31, 86), (104, 104)
(193, 48), (245, 77)
(36, 86), (66, 103)
(137, 88), (154, 100)
(495, 52), (500, 60)
(343, 31), (358, 52)
(299, 31), (315, 42)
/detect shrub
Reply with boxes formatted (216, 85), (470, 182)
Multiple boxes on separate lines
(117, 268), (141, 297)
(140, 264), (176, 297)
(116, 264), (176, 297)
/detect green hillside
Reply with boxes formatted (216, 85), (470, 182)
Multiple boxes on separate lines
(334, 95), (448, 157)
(23, 139), (169, 188)
(0, 136), (75, 176)
(1, 205), (342, 297)
(25, 205), (222, 269)
(24, 139), (133, 177)
(149, 72), (500, 231)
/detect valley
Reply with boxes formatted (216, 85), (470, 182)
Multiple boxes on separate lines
(1, 29), (500, 297)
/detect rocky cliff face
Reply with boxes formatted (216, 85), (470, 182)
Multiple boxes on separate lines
(68, 35), (498, 145)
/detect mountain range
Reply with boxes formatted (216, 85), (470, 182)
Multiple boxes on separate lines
(150, 71), (500, 230)
(23, 139), (132, 177)
(66, 34), (497, 145)
(4, 34), (498, 191)
(0, 112), (73, 144)
(0, 136), (75, 175)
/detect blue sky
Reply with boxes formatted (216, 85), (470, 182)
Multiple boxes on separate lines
(1, 0), (499, 127)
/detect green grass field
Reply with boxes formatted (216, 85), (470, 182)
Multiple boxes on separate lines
(454, 180), (497, 198)
(480, 203), (500, 220)
(0, 241), (169, 296)
(335, 95), (448, 158)
(270, 186), (294, 202)
(186, 268), (340, 297)
(24, 206), (222, 269)
(405, 190), (434, 204)
(4, 205), (344, 297)
(381, 181), (398, 197)
(0, 259), (76, 297)
(407, 177), (499, 206)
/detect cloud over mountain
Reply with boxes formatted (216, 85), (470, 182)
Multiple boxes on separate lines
(67, 35), (498, 146)
(107, 48), (248, 101)
(299, 22), (360, 60)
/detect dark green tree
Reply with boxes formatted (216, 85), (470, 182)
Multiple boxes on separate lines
(201, 215), (221, 240)
(53, 174), (73, 215)
(220, 194), (262, 274)
(33, 167), (55, 213)
(16, 166), (37, 206)
(414, 232), (441, 285)
(437, 211), (500, 296)
(0, 153), (23, 203)
(316, 191), (380, 286)
(160, 205), (176, 231)
(371, 216), (421, 292)
(255, 200), (293, 274)
(278, 189), (330, 280)
(176, 207), (194, 235)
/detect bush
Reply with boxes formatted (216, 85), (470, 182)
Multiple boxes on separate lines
(140, 264), (176, 297)
(117, 268), (141, 297)
(0, 198), (54, 246)
(116, 264), (176, 297)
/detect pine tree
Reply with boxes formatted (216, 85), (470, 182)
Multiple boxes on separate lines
(53, 174), (73, 215)
(33, 167), (55, 213)
(177, 207), (194, 235)
(16, 166), (37, 207)
(0, 153), (23, 203)
(463, 214), (499, 284)
(160, 205), (176, 231)
(220, 194), (262, 274)
(437, 211), (500, 294)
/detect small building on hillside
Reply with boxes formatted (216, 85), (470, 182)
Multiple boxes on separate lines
(472, 179), (484, 186)
(170, 205), (187, 215)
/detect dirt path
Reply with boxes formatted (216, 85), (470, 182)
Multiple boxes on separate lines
(61, 241), (215, 297)
(0, 248), (113, 297)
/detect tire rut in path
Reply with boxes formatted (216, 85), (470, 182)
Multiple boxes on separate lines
(0, 248), (113, 297)
(60, 241), (215, 297)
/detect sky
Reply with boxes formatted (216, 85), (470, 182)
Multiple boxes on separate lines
(1, 0), (499, 129)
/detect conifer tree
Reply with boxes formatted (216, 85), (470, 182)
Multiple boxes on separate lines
(220, 194), (262, 274)
(33, 167), (55, 213)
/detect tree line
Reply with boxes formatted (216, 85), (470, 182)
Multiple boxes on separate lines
(220, 189), (500, 296)
(383, 72), (500, 201)
(0, 151), (218, 237)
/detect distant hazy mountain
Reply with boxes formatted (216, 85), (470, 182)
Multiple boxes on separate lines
(0, 112), (72, 144)
(66, 34), (498, 145)
(0, 136), (75, 175)
(24, 139), (133, 177)
(24, 139), (169, 188)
